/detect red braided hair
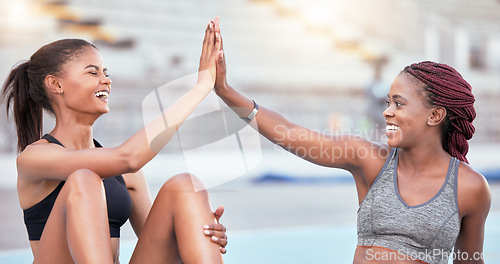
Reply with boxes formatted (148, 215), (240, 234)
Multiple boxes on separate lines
(403, 61), (475, 163)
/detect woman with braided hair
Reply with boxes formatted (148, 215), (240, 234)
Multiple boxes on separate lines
(212, 18), (490, 263)
(403, 62), (476, 164)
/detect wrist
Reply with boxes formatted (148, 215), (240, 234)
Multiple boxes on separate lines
(194, 80), (214, 92)
(214, 80), (230, 95)
(195, 68), (216, 91)
(192, 84), (212, 97)
(242, 100), (259, 122)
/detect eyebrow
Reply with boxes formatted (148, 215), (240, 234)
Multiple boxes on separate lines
(85, 65), (108, 73)
(387, 94), (407, 101)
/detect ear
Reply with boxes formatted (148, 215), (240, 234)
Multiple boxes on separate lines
(44, 75), (61, 95)
(427, 107), (447, 126)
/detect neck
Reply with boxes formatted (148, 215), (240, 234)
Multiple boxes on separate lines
(50, 113), (98, 150)
(397, 136), (450, 175)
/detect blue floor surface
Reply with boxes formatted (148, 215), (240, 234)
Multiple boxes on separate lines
(1, 213), (499, 264)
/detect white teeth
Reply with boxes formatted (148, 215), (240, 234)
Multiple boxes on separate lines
(386, 125), (400, 131)
(94, 91), (109, 99)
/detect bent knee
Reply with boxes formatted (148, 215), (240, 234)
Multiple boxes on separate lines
(66, 169), (104, 198)
(160, 173), (207, 193)
(67, 169), (102, 184)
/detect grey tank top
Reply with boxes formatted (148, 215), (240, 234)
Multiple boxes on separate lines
(357, 148), (461, 264)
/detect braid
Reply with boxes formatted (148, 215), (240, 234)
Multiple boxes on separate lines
(403, 61), (475, 163)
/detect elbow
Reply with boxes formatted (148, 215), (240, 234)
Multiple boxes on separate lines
(118, 146), (141, 173)
(127, 163), (141, 174)
(126, 158), (141, 174)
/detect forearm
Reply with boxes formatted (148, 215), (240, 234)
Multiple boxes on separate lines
(121, 84), (212, 172)
(215, 82), (255, 118)
(215, 83), (301, 148)
(215, 83), (370, 169)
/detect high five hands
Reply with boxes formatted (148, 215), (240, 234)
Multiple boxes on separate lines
(197, 17), (227, 92)
(197, 17), (223, 90)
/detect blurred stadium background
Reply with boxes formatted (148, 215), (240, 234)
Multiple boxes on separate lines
(1, 0), (500, 263)
(1, 0), (500, 150)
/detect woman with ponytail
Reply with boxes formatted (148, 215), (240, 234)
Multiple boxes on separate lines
(213, 20), (490, 263)
(1, 19), (227, 263)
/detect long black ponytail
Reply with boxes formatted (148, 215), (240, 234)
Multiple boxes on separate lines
(2, 61), (44, 153)
(1, 39), (97, 152)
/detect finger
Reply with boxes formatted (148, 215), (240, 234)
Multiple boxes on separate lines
(214, 205), (224, 223)
(214, 17), (223, 52)
(204, 230), (227, 240)
(214, 32), (222, 54)
(220, 33), (224, 52)
(204, 224), (226, 232)
(218, 50), (225, 65)
(211, 236), (228, 248)
(214, 16), (220, 33)
(208, 22), (215, 50)
(202, 20), (211, 53)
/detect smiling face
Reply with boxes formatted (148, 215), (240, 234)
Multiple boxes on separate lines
(56, 46), (112, 116)
(383, 73), (436, 148)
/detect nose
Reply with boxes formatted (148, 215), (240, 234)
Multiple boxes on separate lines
(100, 75), (112, 86)
(383, 104), (394, 119)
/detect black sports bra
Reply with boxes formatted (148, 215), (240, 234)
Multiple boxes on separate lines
(22, 134), (132, 241)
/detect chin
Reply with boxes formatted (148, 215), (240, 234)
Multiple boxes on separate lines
(99, 107), (110, 114)
(385, 130), (404, 147)
(386, 137), (402, 148)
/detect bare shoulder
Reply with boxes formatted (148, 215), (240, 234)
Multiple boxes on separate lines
(18, 137), (58, 157)
(457, 162), (491, 216)
(340, 135), (391, 165)
(353, 141), (391, 186)
(457, 162), (490, 194)
(371, 142), (391, 158)
(356, 141), (391, 168)
(16, 138), (62, 179)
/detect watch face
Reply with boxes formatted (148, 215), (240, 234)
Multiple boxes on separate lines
(142, 73), (262, 191)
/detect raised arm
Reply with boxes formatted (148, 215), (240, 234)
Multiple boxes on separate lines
(213, 18), (388, 173)
(17, 21), (222, 182)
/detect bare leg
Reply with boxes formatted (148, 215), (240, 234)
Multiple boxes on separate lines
(130, 173), (223, 264)
(33, 169), (113, 264)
